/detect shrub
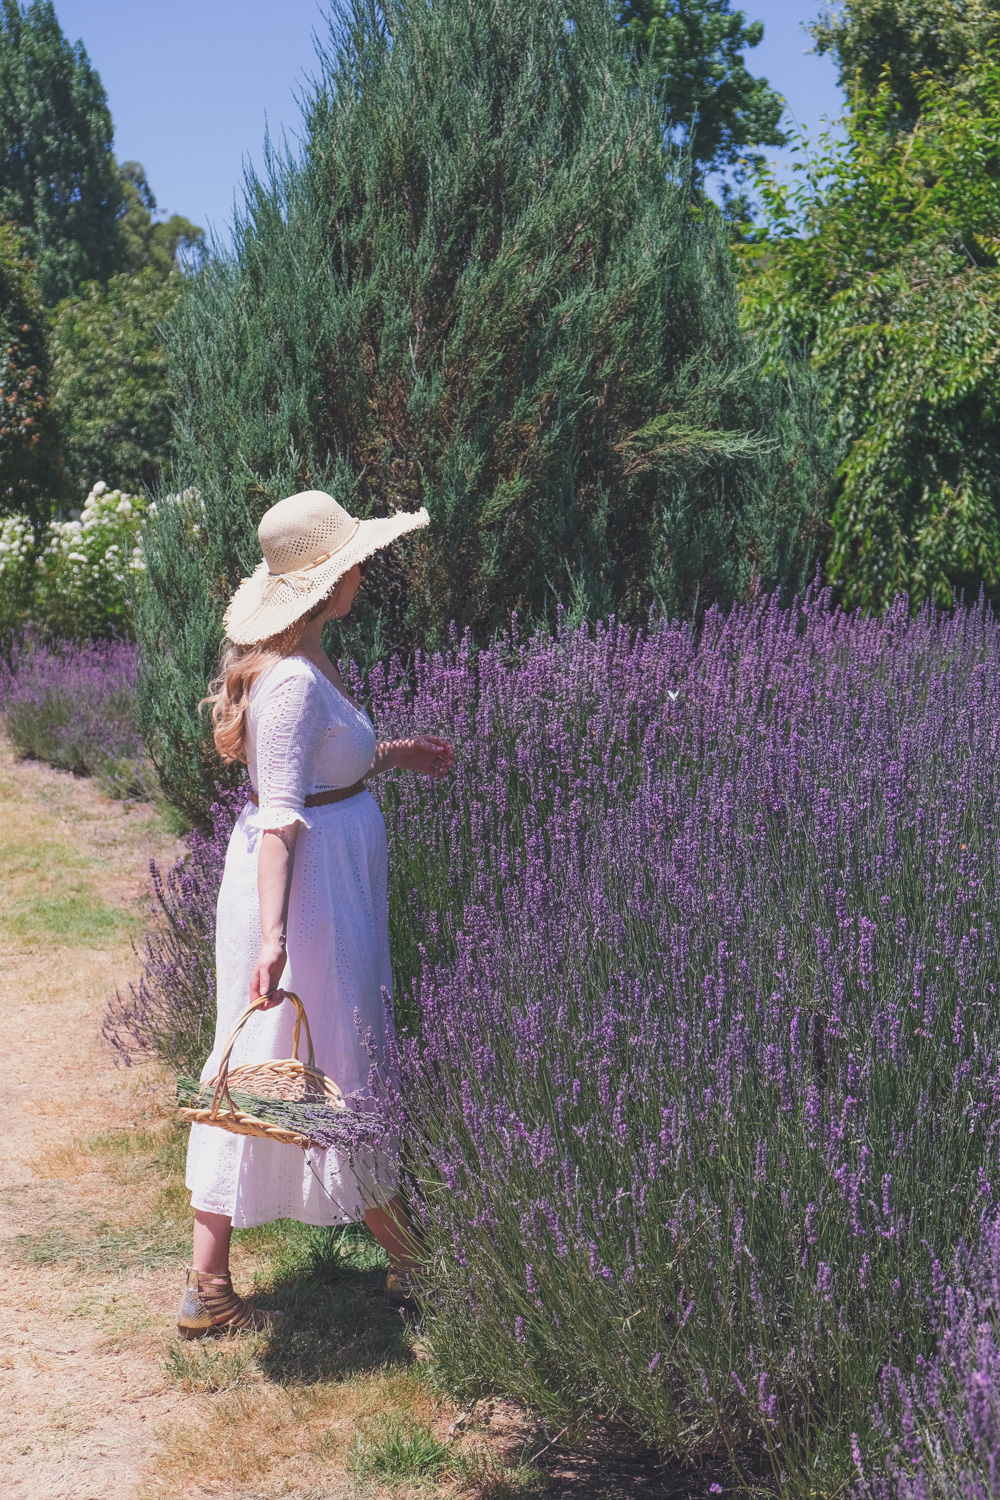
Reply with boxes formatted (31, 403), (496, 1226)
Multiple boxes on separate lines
(117, 588), (1000, 1495)
(103, 789), (240, 1074)
(856, 1209), (1000, 1500)
(0, 481), (203, 643)
(0, 509), (35, 637)
(365, 591), (1000, 1491)
(32, 481), (148, 639)
(0, 633), (154, 798)
(136, 0), (833, 828)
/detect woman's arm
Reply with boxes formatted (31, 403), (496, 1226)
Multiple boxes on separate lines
(251, 822), (301, 1007)
(367, 734), (454, 779)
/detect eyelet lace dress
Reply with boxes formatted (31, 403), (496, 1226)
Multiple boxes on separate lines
(184, 655), (397, 1227)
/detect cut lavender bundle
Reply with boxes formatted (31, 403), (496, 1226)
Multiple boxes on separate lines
(176, 1076), (389, 1152)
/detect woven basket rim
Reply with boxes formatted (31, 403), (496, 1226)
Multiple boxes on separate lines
(179, 1102), (316, 1149)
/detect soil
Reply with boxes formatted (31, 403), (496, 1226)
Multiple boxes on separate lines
(0, 743), (191, 1500)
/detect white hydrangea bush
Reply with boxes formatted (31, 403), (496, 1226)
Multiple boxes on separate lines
(0, 512), (33, 584)
(33, 482), (149, 638)
(0, 512), (38, 634)
(0, 481), (204, 639)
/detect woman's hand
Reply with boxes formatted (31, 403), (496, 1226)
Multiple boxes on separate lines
(391, 734), (454, 778)
(250, 940), (289, 1010)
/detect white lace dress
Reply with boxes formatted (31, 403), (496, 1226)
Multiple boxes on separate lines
(184, 655), (397, 1228)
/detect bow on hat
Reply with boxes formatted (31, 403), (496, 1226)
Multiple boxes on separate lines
(259, 553), (335, 606)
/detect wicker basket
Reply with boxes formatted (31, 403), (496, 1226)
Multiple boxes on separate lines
(179, 992), (345, 1149)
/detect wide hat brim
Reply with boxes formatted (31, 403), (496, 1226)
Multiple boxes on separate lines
(224, 507), (430, 645)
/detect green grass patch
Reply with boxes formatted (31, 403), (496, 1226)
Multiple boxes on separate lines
(4, 891), (135, 944)
(17, 1212), (189, 1273)
(0, 834), (138, 945)
(348, 1415), (451, 1481)
(165, 1339), (262, 1393)
(16, 1125), (192, 1273)
(228, 1219), (411, 1386)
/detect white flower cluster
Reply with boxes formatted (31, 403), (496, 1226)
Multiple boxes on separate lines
(0, 512), (33, 581)
(0, 480), (205, 636)
(40, 481), (150, 587)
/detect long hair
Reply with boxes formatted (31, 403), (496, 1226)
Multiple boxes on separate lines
(202, 591), (335, 765)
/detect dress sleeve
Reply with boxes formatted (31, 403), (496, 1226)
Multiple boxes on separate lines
(247, 662), (325, 832)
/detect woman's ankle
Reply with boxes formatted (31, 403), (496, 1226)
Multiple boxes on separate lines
(192, 1208), (234, 1278)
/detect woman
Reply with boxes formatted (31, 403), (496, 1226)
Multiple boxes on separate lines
(179, 488), (453, 1338)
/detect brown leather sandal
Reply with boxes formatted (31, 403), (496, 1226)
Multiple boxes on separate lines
(176, 1266), (282, 1339)
(386, 1264), (425, 1310)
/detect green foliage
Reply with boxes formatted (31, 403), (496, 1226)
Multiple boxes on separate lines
(741, 61), (1000, 611)
(348, 1418), (450, 1480)
(118, 161), (205, 279)
(139, 0), (831, 826)
(0, 0), (124, 304)
(49, 270), (183, 497)
(0, 221), (63, 526)
(618, 0), (787, 174)
(810, 0), (1000, 123)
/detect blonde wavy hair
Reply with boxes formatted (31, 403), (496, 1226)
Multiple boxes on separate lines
(202, 591), (335, 765)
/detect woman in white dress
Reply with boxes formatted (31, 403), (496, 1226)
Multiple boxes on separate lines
(178, 488), (453, 1338)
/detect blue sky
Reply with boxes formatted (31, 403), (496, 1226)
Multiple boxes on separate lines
(51, 0), (846, 245)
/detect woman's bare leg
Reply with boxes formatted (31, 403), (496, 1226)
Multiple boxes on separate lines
(365, 1194), (421, 1267)
(192, 1209), (233, 1276)
(193, 1199), (415, 1277)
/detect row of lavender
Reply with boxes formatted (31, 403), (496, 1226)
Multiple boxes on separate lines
(0, 634), (156, 801)
(364, 594), (1000, 1495)
(16, 593), (1000, 1494)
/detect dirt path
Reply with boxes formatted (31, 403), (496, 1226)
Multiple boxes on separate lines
(0, 743), (198, 1499)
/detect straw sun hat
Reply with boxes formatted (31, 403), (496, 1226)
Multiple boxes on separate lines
(224, 490), (430, 646)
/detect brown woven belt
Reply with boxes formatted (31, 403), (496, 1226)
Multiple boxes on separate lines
(247, 780), (366, 808)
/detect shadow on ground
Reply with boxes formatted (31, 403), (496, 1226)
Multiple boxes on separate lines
(236, 1218), (411, 1384)
(224, 1221), (752, 1500)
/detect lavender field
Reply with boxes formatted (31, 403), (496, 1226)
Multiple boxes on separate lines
(0, 635), (156, 802)
(109, 589), (1000, 1495)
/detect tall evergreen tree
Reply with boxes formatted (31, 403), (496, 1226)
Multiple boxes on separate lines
(137, 0), (831, 826)
(0, 0), (124, 303)
(618, 0), (787, 174)
(0, 219), (63, 522)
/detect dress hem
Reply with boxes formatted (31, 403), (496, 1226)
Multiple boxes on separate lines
(188, 1188), (398, 1230)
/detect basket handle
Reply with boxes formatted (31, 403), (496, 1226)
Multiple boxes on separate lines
(209, 991), (317, 1119)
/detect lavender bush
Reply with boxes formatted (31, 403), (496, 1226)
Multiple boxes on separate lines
(0, 634), (158, 801)
(360, 592), (1000, 1491)
(116, 589), (1000, 1491)
(857, 1211), (1000, 1500)
(103, 790), (240, 1074)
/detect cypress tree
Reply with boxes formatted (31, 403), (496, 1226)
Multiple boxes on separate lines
(0, 220), (63, 523)
(0, 0), (124, 304)
(138, 0), (831, 826)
